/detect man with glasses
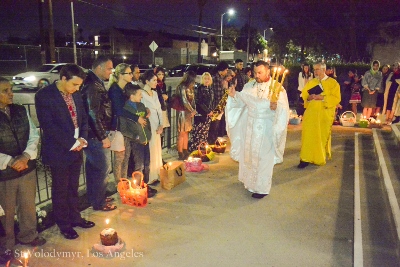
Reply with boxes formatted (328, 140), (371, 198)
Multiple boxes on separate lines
(298, 62), (341, 169)
(81, 56), (117, 212)
(0, 77), (45, 263)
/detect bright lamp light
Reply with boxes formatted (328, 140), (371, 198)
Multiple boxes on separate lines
(24, 76), (36, 82)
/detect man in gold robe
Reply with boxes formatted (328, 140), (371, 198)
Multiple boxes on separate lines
(298, 62), (341, 168)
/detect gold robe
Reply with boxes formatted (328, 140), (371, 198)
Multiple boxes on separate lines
(300, 76), (341, 165)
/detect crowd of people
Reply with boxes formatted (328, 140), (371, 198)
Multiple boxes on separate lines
(0, 56), (252, 262)
(334, 61), (400, 124)
(1, 55), (399, 263)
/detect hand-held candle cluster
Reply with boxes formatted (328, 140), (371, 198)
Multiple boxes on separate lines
(268, 67), (288, 102)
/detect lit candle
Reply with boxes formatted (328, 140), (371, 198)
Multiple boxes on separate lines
(270, 67), (277, 90)
(280, 70), (288, 88)
(105, 218), (109, 225)
(133, 179), (137, 188)
(23, 252), (28, 267)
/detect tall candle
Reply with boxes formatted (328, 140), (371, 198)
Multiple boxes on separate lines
(270, 67), (277, 90)
(280, 70), (289, 90)
(23, 252), (28, 267)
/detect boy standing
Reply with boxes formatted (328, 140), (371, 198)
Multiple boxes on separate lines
(119, 84), (157, 197)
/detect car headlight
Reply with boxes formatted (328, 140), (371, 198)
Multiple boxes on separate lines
(23, 76), (36, 82)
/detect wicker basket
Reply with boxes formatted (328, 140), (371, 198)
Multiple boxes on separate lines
(289, 117), (302, 125)
(210, 138), (227, 153)
(340, 111), (356, 127)
(189, 142), (215, 162)
(117, 172), (148, 207)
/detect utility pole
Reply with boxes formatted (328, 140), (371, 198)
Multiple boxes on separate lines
(71, 1), (77, 64)
(48, 0), (56, 63)
(246, 6), (251, 63)
(38, 0), (46, 64)
(197, 0), (207, 63)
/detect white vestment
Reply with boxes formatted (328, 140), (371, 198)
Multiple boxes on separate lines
(226, 80), (290, 194)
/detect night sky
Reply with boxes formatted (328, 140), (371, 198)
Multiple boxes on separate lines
(0, 0), (274, 41)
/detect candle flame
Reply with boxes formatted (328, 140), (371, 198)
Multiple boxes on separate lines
(168, 162), (172, 166)
(23, 252), (28, 259)
(106, 219), (109, 225)
(134, 179), (136, 185)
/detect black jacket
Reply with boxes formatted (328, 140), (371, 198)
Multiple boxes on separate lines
(35, 84), (88, 167)
(81, 70), (112, 141)
(0, 104), (36, 181)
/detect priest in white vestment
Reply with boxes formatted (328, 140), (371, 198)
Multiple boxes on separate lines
(226, 61), (290, 198)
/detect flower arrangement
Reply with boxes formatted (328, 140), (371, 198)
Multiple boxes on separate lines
(36, 207), (47, 226)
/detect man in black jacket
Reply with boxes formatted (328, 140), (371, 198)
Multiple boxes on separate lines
(233, 59), (249, 92)
(81, 56), (117, 211)
(0, 77), (45, 263)
(35, 65), (94, 240)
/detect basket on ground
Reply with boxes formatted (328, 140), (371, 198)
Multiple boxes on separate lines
(210, 138), (227, 153)
(117, 172), (147, 207)
(340, 111), (356, 127)
(289, 117), (302, 125)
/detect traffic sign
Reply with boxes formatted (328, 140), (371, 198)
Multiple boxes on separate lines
(149, 41), (158, 52)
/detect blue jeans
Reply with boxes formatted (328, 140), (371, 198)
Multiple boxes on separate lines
(122, 138), (150, 183)
(84, 138), (111, 209)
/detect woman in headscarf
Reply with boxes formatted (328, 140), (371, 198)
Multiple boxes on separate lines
(361, 60), (382, 119)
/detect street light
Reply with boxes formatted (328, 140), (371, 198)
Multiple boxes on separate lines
(263, 28), (273, 41)
(220, 8), (235, 52)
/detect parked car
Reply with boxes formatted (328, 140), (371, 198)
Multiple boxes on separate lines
(167, 64), (190, 77)
(184, 64), (216, 76)
(134, 64), (154, 74)
(12, 63), (87, 90)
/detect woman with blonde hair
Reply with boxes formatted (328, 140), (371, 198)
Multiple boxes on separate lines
(176, 71), (197, 159)
(189, 72), (214, 152)
(108, 63), (146, 182)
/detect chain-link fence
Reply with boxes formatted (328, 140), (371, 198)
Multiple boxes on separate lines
(0, 44), (212, 76)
